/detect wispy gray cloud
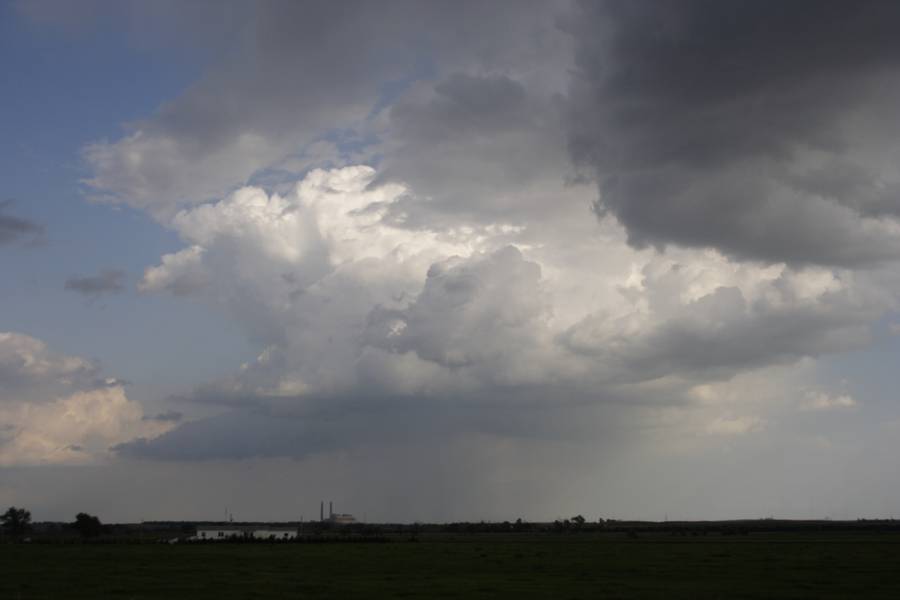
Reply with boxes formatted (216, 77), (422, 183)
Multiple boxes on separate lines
(141, 410), (183, 423)
(64, 269), (126, 297)
(0, 201), (43, 246)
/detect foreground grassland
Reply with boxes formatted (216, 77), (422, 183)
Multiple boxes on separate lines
(4, 532), (900, 598)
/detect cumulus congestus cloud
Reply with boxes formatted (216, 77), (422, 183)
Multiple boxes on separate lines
(122, 166), (886, 461)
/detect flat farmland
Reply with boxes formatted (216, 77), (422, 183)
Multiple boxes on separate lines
(4, 532), (900, 599)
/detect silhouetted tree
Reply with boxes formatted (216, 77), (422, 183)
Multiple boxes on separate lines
(73, 513), (103, 538)
(1, 506), (31, 539)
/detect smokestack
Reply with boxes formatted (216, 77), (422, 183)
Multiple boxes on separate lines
(320, 501), (324, 522)
(329, 501), (333, 518)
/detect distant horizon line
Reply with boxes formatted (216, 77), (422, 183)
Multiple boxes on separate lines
(25, 516), (898, 526)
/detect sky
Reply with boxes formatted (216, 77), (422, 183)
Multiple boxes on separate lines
(3, 0), (900, 523)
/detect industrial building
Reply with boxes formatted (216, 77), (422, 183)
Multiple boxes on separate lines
(191, 499), (357, 540)
(321, 500), (356, 525)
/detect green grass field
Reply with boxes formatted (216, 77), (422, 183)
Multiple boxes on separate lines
(4, 532), (900, 598)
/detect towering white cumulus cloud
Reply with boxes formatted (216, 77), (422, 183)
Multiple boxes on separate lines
(123, 165), (888, 461)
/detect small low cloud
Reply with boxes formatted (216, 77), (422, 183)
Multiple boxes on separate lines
(64, 269), (126, 297)
(800, 391), (858, 412)
(0, 201), (43, 246)
(706, 416), (765, 436)
(142, 410), (183, 423)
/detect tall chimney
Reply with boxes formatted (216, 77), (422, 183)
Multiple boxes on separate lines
(320, 501), (324, 522)
(329, 501), (333, 518)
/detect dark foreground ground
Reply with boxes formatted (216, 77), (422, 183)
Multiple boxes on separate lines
(4, 532), (900, 598)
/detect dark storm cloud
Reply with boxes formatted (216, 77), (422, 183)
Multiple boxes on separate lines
(64, 269), (126, 296)
(114, 411), (330, 460)
(389, 74), (531, 142)
(0, 201), (43, 246)
(113, 386), (626, 462)
(566, 0), (900, 266)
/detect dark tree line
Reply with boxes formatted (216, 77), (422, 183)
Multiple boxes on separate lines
(2, 507), (107, 541)
(1, 506), (31, 539)
(73, 513), (103, 538)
